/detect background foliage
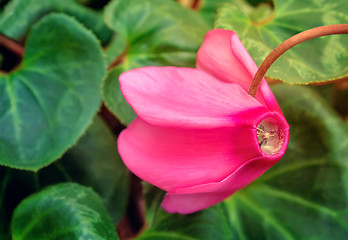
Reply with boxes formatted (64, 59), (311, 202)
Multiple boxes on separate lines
(0, 0), (347, 239)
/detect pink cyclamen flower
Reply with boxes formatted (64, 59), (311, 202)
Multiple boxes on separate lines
(118, 29), (289, 214)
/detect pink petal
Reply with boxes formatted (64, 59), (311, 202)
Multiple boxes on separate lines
(118, 115), (268, 193)
(160, 156), (279, 214)
(160, 112), (289, 214)
(173, 155), (283, 195)
(161, 192), (231, 214)
(119, 66), (268, 128)
(196, 29), (282, 114)
(172, 112), (289, 195)
(161, 143), (289, 214)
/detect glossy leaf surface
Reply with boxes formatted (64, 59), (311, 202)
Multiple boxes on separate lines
(0, 116), (129, 234)
(102, 66), (137, 125)
(42, 115), (130, 223)
(0, 0), (112, 44)
(215, 0), (348, 84)
(0, 14), (105, 170)
(197, 0), (234, 25)
(102, 0), (209, 125)
(11, 183), (119, 240)
(138, 185), (234, 240)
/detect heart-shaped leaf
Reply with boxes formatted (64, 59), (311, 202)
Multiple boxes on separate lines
(0, 13), (106, 170)
(138, 205), (234, 240)
(138, 185), (234, 240)
(102, 0), (209, 125)
(11, 183), (119, 240)
(48, 115), (130, 223)
(224, 84), (348, 239)
(196, 0), (235, 25)
(215, 0), (348, 84)
(0, 0), (112, 44)
(0, 115), (130, 234)
(104, 0), (209, 68)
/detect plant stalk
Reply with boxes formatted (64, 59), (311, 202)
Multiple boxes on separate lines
(248, 24), (348, 97)
(0, 33), (24, 58)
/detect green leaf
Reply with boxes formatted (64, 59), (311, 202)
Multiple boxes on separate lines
(11, 183), (119, 240)
(47, 115), (130, 223)
(0, 167), (37, 240)
(308, 84), (335, 106)
(246, 0), (272, 6)
(224, 84), (348, 239)
(215, 0), (348, 84)
(197, 0), (236, 25)
(142, 183), (166, 227)
(0, 115), (130, 230)
(138, 185), (234, 240)
(0, 0), (112, 45)
(104, 0), (209, 68)
(198, 0), (273, 26)
(102, 66), (136, 125)
(0, 14), (106, 170)
(139, 205), (233, 240)
(103, 0), (209, 124)
(104, 33), (127, 66)
(332, 85), (348, 118)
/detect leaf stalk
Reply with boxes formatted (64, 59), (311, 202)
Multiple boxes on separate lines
(0, 33), (24, 58)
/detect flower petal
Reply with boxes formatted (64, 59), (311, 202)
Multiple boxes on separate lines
(196, 29), (282, 114)
(161, 192), (231, 214)
(118, 117), (266, 193)
(161, 153), (289, 214)
(173, 155), (282, 195)
(171, 111), (289, 195)
(119, 66), (268, 128)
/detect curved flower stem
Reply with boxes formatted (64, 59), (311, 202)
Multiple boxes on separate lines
(248, 24), (348, 97)
(0, 33), (24, 58)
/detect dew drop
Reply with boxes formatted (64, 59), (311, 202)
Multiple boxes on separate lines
(257, 117), (284, 155)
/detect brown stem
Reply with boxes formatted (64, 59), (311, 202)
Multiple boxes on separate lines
(0, 33), (24, 58)
(248, 24), (348, 97)
(177, 0), (200, 9)
(108, 46), (128, 70)
(192, 0), (200, 9)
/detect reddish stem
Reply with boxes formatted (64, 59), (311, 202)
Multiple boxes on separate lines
(248, 24), (348, 97)
(192, 0), (200, 9)
(0, 33), (24, 58)
(108, 46), (128, 70)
